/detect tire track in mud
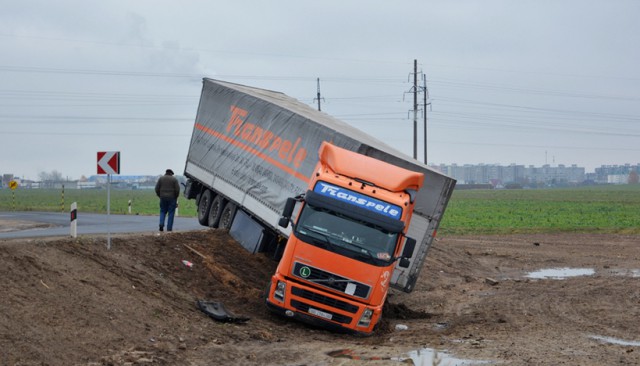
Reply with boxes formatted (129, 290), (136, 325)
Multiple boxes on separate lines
(451, 272), (640, 360)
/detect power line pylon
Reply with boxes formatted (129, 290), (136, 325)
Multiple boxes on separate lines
(405, 60), (422, 160)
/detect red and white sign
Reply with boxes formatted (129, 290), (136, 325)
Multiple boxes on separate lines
(97, 151), (120, 175)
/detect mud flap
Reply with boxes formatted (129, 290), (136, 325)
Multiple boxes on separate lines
(197, 300), (250, 323)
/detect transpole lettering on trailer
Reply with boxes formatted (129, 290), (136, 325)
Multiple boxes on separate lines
(314, 182), (402, 219)
(226, 105), (308, 169)
(194, 104), (311, 184)
(194, 125), (309, 184)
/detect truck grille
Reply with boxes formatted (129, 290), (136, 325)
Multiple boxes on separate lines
(292, 262), (371, 299)
(290, 299), (353, 324)
(291, 286), (358, 313)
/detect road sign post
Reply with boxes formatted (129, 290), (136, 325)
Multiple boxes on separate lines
(107, 174), (111, 249)
(97, 151), (120, 249)
(9, 180), (18, 211)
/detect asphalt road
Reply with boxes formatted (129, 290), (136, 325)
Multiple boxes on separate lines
(0, 211), (206, 239)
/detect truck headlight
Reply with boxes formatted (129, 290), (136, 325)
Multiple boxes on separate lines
(274, 281), (286, 302)
(358, 308), (373, 327)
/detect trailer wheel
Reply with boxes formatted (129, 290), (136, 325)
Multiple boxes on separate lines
(208, 195), (225, 228)
(219, 202), (237, 230)
(197, 190), (213, 226)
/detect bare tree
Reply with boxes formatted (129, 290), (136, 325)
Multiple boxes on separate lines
(38, 170), (65, 188)
(50, 170), (63, 182)
(38, 171), (50, 182)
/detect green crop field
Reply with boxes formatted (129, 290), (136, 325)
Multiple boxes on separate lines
(0, 188), (198, 217)
(1, 185), (639, 235)
(439, 184), (640, 235)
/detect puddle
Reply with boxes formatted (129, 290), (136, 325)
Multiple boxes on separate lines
(403, 348), (492, 365)
(525, 267), (595, 280)
(590, 335), (640, 347)
(607, 269), (640, 278)
(328, 348), (492, 365)
(523, 267), (640, 280)
(434, 322), (450, 330)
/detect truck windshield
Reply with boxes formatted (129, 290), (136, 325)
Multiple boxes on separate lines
(294, 203), (398, 266)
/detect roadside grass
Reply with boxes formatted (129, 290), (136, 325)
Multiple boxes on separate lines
(2, 185), (639, 235)
(439, 184), (640, 235)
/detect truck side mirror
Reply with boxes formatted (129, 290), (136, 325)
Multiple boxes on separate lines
(398, 237), (416, 268)
(282, 197), (296, 217)
(278, 216), (290, 229)
(278, 197), (297, 228)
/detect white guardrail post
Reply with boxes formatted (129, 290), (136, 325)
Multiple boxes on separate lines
(70, 202), (77, 238)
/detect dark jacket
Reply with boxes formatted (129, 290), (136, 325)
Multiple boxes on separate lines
(155, 174), (180, 199)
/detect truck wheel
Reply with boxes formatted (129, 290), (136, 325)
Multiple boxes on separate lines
(197, 190), (213, 226)
(219, 202), (237, 230)
(208, 195), (225, 228)
(263, 281), (272, 302)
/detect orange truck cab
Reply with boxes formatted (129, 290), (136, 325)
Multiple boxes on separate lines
(265, 142), (424, 334)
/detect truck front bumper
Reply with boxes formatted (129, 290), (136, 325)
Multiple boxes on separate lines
(265, 277), (380, 336)
(265, 298), (364, 334)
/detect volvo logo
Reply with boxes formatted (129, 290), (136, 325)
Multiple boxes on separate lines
(299, 266), (311, 278)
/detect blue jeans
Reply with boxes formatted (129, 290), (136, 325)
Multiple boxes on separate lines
(159, 198), (177, 231)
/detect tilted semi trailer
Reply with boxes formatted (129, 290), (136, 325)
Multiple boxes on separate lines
(183, 78), (456, 334)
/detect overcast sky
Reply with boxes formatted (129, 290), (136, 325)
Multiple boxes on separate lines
(2, 1), (639, 180)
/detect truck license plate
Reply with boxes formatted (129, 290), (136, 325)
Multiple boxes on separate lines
(308, 307), (333, 320)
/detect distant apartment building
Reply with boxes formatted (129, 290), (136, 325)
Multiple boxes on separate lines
(590, 164), (640, 184)
(432, 163), (586, 187)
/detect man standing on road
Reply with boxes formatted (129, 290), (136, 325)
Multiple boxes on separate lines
(155, 169), (180, 232)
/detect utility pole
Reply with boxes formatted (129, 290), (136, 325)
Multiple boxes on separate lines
(405, 60), (421, 160)
(422, 75), (431, 164)
(313, 78), (324, 111)
(413, 60), (418, 160)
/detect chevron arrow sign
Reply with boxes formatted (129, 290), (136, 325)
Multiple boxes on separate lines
(97, 151), (120, 175)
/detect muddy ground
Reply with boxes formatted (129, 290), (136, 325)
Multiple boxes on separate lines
(0, 221), (638, 365)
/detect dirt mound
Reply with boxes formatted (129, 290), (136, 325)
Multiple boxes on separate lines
(0, 230), (277, 365)
(1, 231), (639, 365)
